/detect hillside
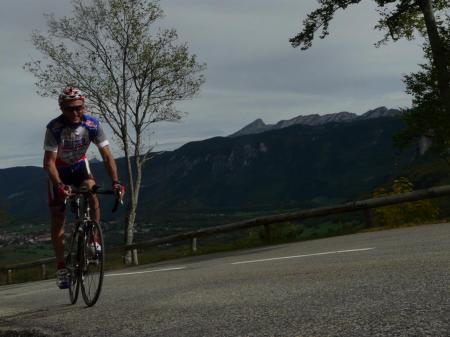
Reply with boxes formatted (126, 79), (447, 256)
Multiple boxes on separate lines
(0, 114), (423, 226)
(137, 116), (414, 217)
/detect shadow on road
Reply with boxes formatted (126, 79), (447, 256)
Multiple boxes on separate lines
(0, 329), (49, 337)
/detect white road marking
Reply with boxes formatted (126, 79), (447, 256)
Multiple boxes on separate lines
(231, 247), (376, 265)
(106, 266), (186, 277)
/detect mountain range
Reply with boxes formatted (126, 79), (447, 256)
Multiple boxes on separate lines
(230, 106), (401, 137)
(0, 107), (415, 226)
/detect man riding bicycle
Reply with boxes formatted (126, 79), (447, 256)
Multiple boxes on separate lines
(43, 86), (125, 289)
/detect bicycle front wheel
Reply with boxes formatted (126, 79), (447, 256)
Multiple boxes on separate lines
(80, 221), (104, 307)
(66, 231), (81, 305)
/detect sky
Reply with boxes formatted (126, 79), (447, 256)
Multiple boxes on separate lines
(0, 0), (425, 168)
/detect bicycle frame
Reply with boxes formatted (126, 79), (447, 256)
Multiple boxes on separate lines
(71, 189), (91, 219)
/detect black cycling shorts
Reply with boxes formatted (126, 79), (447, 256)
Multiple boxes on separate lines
(47, 160), (94, 207)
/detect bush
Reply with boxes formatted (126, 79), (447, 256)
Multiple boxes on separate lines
(372, 177), (439, 227)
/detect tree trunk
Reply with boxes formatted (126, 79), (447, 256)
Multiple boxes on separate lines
(123, 155), (143, 266)
(418, 0), (450, 110)
(124, 199), (138, 265)
(123, 139), (137, 265)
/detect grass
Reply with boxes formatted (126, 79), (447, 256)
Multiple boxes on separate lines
(0, 244), (53, 266)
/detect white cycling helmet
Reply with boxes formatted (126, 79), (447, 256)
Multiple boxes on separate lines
(58, 86), (85, 106)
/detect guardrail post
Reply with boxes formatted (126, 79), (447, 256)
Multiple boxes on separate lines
(364, 209), (373, 227)
(7, 269), (12, 284)
(132, 249), (139, 266)
(41, 264), (47, 280)
(191, 237), (198, 254)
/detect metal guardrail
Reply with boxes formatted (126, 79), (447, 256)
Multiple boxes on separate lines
(0, 257), (55, 284)
(115, 184), (450, 252)
(3, 184), (450, 284)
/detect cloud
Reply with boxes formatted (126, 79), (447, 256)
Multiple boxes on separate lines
(0, 0), (428, 167)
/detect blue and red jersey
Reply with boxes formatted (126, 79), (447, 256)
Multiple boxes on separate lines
(44, 114), (109, 168)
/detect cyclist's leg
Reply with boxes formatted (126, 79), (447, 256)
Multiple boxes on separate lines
(73, 160), (101, 250)
(82, 178), (100, 224)
(48, 180), (66, 268)
(74, 159), (100, 224)
(48, 179), (70, 289)
(51, 208), (66, 266)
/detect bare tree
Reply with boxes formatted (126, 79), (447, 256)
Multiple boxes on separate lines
(25, 0), (206, 265)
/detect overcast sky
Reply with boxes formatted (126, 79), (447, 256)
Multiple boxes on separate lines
(0, 0), (424, 168)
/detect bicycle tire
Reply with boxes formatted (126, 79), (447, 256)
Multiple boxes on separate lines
(66, 231), (81, 305)
(80, 221), (104, 307)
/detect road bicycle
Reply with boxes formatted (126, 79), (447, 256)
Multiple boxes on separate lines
(65, 185), (120, 307)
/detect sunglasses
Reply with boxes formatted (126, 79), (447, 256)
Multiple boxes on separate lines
(63, 105), (84, 113)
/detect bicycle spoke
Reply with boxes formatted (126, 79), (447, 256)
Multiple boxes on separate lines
(66, 230), (80, 305)
(80, 221), (104, 307)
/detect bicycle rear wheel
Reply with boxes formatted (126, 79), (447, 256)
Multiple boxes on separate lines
(66, 231), (81, 305)
(80, 221), (104, 307)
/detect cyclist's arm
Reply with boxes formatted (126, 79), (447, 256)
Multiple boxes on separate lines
(98, 145), (119, 183)
(43, 151), (63, 186)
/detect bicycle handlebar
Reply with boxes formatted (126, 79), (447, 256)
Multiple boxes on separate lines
(66, 185), (123, 213)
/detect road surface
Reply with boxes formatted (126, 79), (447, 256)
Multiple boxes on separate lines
(1, 223), (449, 336)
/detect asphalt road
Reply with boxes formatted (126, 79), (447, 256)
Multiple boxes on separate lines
(1, 223), (450, 337)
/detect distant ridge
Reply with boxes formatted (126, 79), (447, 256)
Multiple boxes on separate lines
(230, 106), (401, 137)
(0, 115), (412, 225)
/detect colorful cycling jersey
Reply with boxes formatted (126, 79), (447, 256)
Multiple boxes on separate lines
(44, 114), (109, 167)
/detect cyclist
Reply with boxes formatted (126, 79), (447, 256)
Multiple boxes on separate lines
(43, 86), (125, 289)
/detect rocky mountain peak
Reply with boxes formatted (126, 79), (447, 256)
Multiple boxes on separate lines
(248, 118), (266, 127)
(360, 106), (401, 119)
(229, 118), (270, 137)
(230, 107), (400, 137)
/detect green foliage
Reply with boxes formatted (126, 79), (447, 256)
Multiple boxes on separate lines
(290, 0), (362, 50)
(291, 1), (450, 156)
(290, 0), (449, 49)
(396, 18), (450, 156)
(372, 177), (439, 227)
